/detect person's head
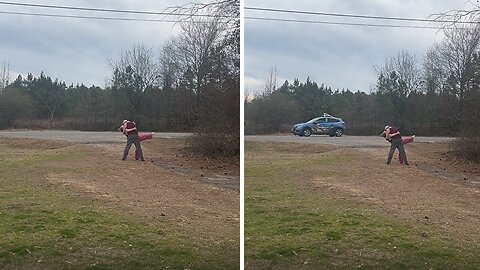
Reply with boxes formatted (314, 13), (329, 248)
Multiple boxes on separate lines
(384, 125), (390, 131)
(123, 119), (128, 125)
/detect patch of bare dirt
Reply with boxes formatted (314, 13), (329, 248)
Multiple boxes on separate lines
(268, 142), (339, 154)
(0, 137), (73, 150)
(43, 138), (239, 246)
(145, 138), (240, 190)
(311, 142), (480, 246)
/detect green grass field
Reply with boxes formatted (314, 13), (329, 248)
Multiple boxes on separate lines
(0, 138), (238, 270)
(245, 141), (480, 269)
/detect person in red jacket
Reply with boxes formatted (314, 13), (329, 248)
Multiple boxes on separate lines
(119, 119), (145, 161)
(381, 130), (415, 164)
(383, 125), (409, 165)
(118, 120), (153, 160)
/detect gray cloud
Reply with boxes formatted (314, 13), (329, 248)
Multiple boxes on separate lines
(0, 0), (185, 87)
(244, 0), (471, 93)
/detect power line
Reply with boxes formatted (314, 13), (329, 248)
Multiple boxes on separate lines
(245, 16), (451, 29)
(245, 6), (477, 24)
(0, 10), (204, 23)
(0, 1), (232, 18)
(0, 10), (447, 29)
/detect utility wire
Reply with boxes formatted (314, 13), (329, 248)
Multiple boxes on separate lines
(245, 6), (477, 24)
(0, 10), (448, 28)
(0, 1), (232, 18)
(0, 1), (462, 24)
(0, 1), (459, 28)
(0, 10), (207, 23)
(244, 16), (453, 29)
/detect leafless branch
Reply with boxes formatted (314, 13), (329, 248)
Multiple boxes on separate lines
(166, 0), (239, 30)
(430, 1), (480, 28)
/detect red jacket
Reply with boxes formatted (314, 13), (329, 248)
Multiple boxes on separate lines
(124, 121), (138, 135)
(388, 126), (401, 139)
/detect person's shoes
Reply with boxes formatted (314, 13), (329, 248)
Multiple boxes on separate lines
(386, 162), (391, 164)
(405, 162), (409, 165)
(122, 158), (126, 161)
(141, 159), (145, 162)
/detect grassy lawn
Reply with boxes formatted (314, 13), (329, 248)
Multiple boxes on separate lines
(0, 138), (238, 270)
(245, 141), (480, 269)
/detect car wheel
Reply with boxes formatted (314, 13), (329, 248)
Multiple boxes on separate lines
(335, 128), (343, 137)
(303, 128), (312, 137)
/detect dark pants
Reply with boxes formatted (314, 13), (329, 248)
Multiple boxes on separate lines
(123, 133), (144, 161)
(387, 137), (408, 165)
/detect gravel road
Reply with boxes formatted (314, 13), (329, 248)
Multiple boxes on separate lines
(0, 131), (454, 147)
(245, 134), (455, 147)
(0, 130), (191, 144)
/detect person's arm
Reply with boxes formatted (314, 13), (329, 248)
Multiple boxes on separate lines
(390, 131), (400, 137)
(125, 127), (137, 133)
(125, 121), (137, 133)
(385, 128), (391, 139)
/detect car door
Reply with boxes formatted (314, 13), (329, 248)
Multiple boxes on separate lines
(325, 117), (337, 132)
(313, 118), (327, 133)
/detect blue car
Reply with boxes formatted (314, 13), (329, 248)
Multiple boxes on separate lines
(292, 113), (346, 137)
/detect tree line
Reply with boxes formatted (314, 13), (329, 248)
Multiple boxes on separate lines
(245, 24), (480, 161)
(0, 0), (240, 157)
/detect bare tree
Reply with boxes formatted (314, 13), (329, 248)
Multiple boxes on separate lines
(168, 0), (239, 31)
(423, 47), (449, 94)
(159, 41), (182, 90)
(374, 50), (422, 96)
(165, 0), (240, 156)
(0, 60), (10, 93)
(172, 16), (224, 95)
(108, 44), (160, 91)
(431, 1), (480, 27)
(435, 24), (480, 101)
(428, 4), (480, 160)
(262, 66), (278, 97)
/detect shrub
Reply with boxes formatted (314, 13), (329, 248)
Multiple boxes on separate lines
(187, 132), (239, 157)
(453, 137), (480, 162)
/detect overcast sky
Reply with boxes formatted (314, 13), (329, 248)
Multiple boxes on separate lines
(2, 1), (474, 92)
(0, 0), (193, 88)
(244, 0), (473, 94)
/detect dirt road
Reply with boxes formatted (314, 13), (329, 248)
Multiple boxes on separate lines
(245, 134), (453, 147)
(0, 130), (191, 143)
(0, 131), (453, 147)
